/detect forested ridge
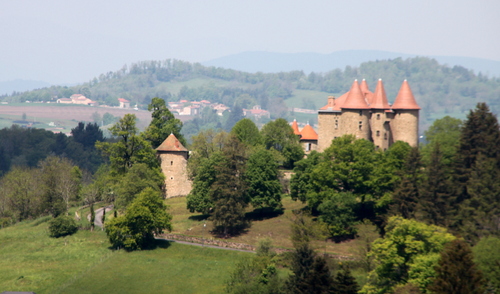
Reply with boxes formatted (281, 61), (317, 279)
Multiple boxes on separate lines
(2, 57), (500, 130)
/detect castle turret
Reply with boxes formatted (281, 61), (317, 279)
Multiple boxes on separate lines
(156, 133), (192, 198)
(291, 119), (301, 136)
(299, 123), (318, 154)
(370, 79), (392, 150)
(391, 80), (420, 147)
(340, 80), (371, 141)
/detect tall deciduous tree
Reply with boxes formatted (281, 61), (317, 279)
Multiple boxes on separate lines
(260, 118), (303, 169)
(245, 147), (282, 211)
(143, 97), (185, 148)
(231, 118), (262, 146)
(429, 239), (484, 294)
(472, 236), (500, 292)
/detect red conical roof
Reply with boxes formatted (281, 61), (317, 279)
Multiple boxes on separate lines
(360, 79), (374, 105)
(291, 119), (301, 135)
(300, 124), (318, 140)
(156, 133), (188, 152)
(392, 80), (421, 110)
(371, 79), (391, 109)
(341, 80), (370, 109)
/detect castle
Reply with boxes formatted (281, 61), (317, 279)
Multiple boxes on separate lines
(292, 79), (420, 153)
(157, 79), (420, 198)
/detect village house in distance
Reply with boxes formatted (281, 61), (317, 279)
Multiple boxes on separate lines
(292, 79), (420, 153)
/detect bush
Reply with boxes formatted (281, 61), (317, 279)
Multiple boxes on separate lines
(48, 215), (78, 238)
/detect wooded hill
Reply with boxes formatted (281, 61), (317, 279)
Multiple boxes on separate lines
(2, 57), (500, 131)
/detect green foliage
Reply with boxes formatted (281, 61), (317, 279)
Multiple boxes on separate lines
(429, 239), (485, 294)
(332, 265), (360, 294)
(473, 236), (500, 292)
(143, 97), (185, 148)
(48, 215), (78, 238)
(260, 118), (303, 169)
(186, 152), (224, 214)
(350, 220), (380, 272)
(231, 118), (262, 146)
(245, 147), (282, 210)
(390, 147), (422, 219)
(96, 114), (158, 175)
(361, 216), (455, 294)
(421, 116), (462, 166)
(318, 192), (357, 239)
(106, 188), (172, 250)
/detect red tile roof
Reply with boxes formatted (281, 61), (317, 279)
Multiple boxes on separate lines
(341, 80), (370, 109)
(300, 124), (318, 140)
(118, 98), (130, 103)
(291, 119), (300, 135)
(360, 79), (374, 105)
(371, 79), (391, 109)
(319, 96), (336, 110)
(156, 133), (188, 152)
(392, 80), (421, 110)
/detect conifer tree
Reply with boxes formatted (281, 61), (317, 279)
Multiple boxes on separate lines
(332, 265), (360, 294)
(428, 239), (485, 294)
(452, 103), (500, 212)
(418, 143), (452, 227)
(390, 147), (422, 219)
(90, 203), (95, 231)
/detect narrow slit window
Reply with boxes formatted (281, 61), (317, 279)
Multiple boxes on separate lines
(376, 130), (380, 137)
(359, 121), (362, 130)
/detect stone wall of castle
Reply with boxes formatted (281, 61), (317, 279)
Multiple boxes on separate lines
(159, 152), (192, 198)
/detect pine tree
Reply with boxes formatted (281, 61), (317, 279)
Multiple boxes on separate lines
(452, 103), (500, 215)
(286, 243), (334, 294)
(418, 143), (452, 227)
(90, 203), (95, 232)
(332, 265), (360, 294)
(429, 239), (485, 294)
(390, 147), (422, 219)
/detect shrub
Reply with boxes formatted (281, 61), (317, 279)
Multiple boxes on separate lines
(48, 215), (78, 238)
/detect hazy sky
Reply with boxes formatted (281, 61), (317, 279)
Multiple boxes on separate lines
(1, 0), (499, 84)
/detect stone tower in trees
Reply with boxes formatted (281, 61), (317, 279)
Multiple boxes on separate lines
(156, 133), (192, 198)
(316, 79), (420, 151)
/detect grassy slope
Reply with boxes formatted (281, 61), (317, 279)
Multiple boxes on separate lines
(0, 215), (250, 294)
(166, 195), (355, 257)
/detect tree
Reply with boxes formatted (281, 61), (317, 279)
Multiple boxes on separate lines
(48, 215), (78, 238)
(390, 147), (422, 219)
(429, 239), (484, 294)
(106, 188), (172, 250)
(317, 192), (357, 239)
(231, 118), (262, 146)
(418, 143), (452, 227)
(361, 216), (455, 294)
(421, 116), (462, 166)
(260, 118), (303, 169)
(332, 265), (360, 294)
(290, 151), (322, 203)
(143, 97), (185, 148)
(245, 147), (282, 211)
(224, 105), (245, 131)
(96, 114), (158, 175)
(210, 135), (249, 237)
(472, 236), (500, 292)
(71, 122), (104, 150)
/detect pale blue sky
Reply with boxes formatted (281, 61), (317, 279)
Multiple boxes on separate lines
(1, 0), (499, 84)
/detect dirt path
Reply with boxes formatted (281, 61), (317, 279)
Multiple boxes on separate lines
(87, 205), (114, 227)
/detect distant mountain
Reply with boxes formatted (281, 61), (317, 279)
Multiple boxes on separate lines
(0, 79), (51, 96)
(202, 50), (500, 77)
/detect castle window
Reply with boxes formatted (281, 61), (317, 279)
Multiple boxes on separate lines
(335, 120), (338, 129)
(306, 143), (311, 151)
(377, 114), (380, 120)
(384, 133), (388, 140)
(359, 121), (362, 130)
(376, 145), (380, 150)
(376, 130), (380, 137)
(171, 161), (173, 165)
(359, 110), (363, 116)
(170, 177), (174, 180)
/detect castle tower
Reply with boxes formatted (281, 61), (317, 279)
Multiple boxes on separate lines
(370, 79), (392, 150)
(340, 79), (371, 141)
(391, 80), (420, 147)
(156, 133), (192, 198)
(299, 123), (318, 154)
(291, 119), (301, 136)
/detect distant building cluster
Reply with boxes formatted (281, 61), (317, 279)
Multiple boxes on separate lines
(167, 100), (270, 119)
(56, 94), (97, 106)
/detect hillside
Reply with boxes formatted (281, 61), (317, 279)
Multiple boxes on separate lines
(2, 57), (500, 133)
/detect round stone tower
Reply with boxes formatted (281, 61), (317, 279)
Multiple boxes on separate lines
(391, 80), (420, 147)
(340, 80), (371, 141)
(370, 79), (392, 150)
(156, 133), (192, 198)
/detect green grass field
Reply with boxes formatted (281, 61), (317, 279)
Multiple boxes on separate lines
(166, 195), (356, 257)
(0, 215), (251, 294)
